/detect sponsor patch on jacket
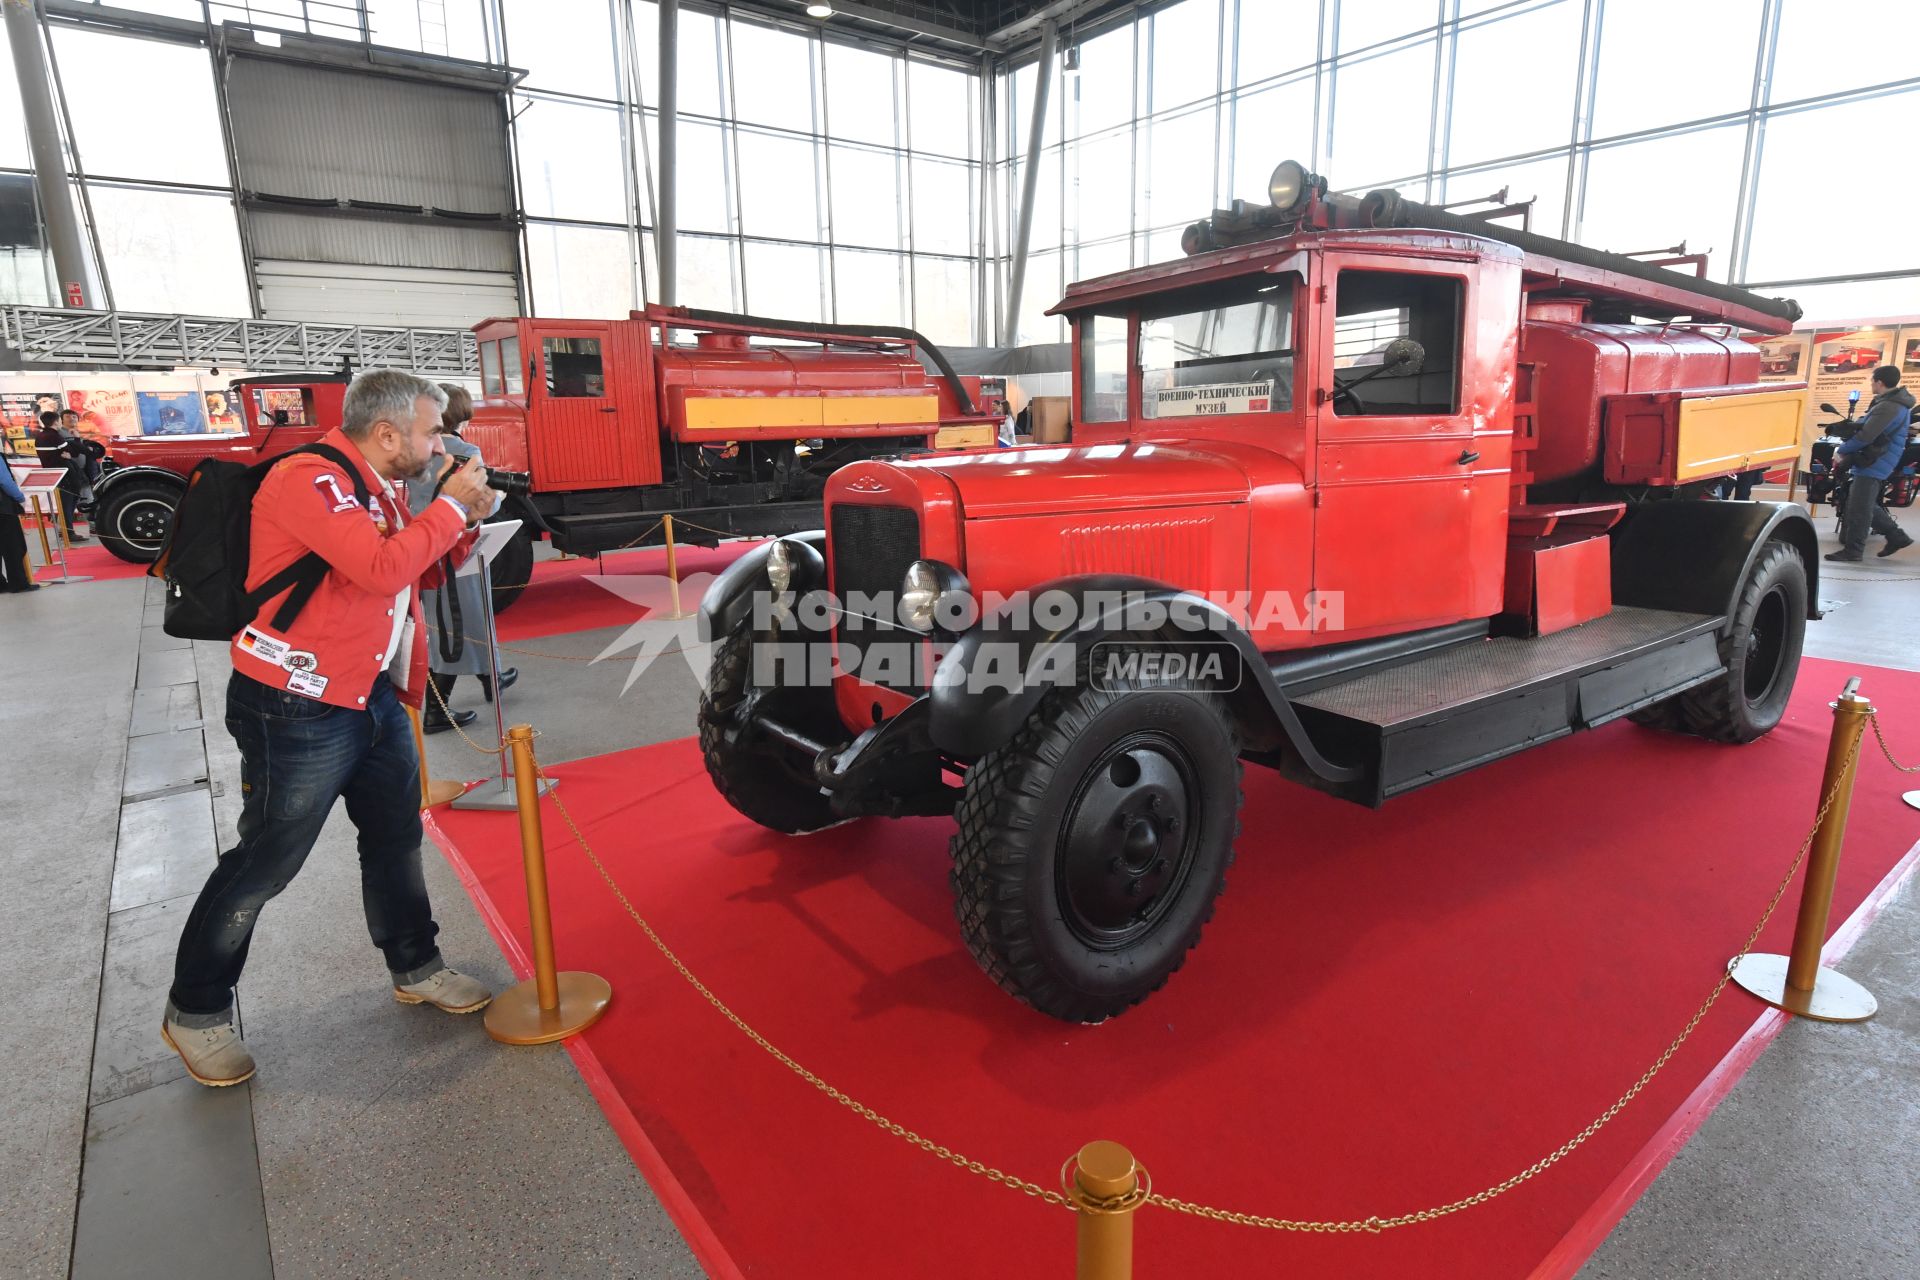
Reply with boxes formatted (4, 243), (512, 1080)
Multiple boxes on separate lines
(286, 669), (329, 699)
(283, 650), (318, 672)
(315, 473), (360, 514)
(237, 625), (291, 666)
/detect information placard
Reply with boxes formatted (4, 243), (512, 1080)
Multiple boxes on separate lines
(1145, 381), (1275, 418)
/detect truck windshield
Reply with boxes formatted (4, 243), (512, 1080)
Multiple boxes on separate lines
(1138, 277), (1295, 419)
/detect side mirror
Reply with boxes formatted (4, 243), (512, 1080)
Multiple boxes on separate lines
(1383, 336), (1425, 375)
(1819, 403), (1838, 415)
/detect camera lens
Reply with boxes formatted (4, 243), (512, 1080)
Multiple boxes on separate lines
(484, 468), (531, 498)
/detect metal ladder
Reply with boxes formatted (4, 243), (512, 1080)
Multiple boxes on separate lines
(0, 305), (479, 377)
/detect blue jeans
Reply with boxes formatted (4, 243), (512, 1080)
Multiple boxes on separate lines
(169, 671), (443, 1020)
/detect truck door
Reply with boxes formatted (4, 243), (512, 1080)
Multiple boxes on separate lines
(1311, 261), (1481, 636)
(525, 322), (649, 490)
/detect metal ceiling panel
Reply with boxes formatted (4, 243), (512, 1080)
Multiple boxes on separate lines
(225, 56), (511, 214)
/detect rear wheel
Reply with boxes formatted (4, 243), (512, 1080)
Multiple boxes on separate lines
(950, 683), (1241, 1023)
(95, 479), (180, 563)
(1657, 539), (1807, 743)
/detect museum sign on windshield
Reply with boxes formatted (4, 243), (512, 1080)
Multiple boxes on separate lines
(1145, 381), (1274, 417)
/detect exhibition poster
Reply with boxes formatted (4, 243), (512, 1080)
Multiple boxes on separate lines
(202, 386), (245, 433)
(1, 390), (60, 456)
(136, 387), (210, 435)
(65, 383), (138, 440)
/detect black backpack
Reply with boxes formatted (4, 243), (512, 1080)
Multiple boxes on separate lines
(149, 443), (370, 641)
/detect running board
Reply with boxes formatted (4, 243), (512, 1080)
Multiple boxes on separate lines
(1287, 607), (1725, 805)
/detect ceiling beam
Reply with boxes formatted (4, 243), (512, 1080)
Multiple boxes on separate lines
(803, 0), (989, 51)
(987, 0), (1114, 50)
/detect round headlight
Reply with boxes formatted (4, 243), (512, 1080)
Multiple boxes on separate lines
(899, 560), (940, 632)
(766, 539), (793, 595)
(1268, 159), (1309, 211)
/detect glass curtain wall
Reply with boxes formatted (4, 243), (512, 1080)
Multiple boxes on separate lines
(1001, 0), (1920, 343)
(2, 0), (984, 346)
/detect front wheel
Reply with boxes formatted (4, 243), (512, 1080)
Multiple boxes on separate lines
(950, 683), (1242, 1023)
(1672, 539), (1807, 742)
(95, 479), (181, 563)
(697, 623), (839, 834)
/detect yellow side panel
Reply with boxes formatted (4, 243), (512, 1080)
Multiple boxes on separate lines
(682, 394), (940, 432)
(818, 394), (939, 427)
(1672, 388), (1806, 482)
(933, 423), (996, 449)
(684, 397), (823, 431)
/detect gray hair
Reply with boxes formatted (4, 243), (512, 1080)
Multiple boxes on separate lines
(341, 369), (449, 440)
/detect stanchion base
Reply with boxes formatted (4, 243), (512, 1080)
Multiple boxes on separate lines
(42, 575), (94, 585)
(421, 777), (468, 809)
(1902, 790), (1920, 812)
(1729, 953), (1877, 1022)
(484, 971), (612, 1045)
(451, 775), (555, 811)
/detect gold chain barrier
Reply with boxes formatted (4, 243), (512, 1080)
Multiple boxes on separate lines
(468, 676), (1893, 1275)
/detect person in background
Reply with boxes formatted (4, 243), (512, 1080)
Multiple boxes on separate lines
(58, 407), (105, 492)
(32, 411), (88, 542)
(413, 384), (516, 732)
(0, 462), (36, 592)
(1827, 365), (1915, 562)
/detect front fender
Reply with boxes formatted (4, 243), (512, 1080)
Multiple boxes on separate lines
(94, 465), (186, 501)
(1612, 500), (1820, 621)
(928, 573), (1361, 784)
(696, 530), (826, 643)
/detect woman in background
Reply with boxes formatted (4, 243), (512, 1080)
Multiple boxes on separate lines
(0, 462), (36, 592)
(411, 384), (518, 732)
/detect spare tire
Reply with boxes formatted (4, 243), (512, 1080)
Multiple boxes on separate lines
(95, 478), (181, 564)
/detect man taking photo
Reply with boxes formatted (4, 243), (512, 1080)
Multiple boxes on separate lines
(1826, 365), (1914, 562)
(163, 369), (498, 1087)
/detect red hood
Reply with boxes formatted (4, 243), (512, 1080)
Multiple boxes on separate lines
(875, 441), (1255, 519)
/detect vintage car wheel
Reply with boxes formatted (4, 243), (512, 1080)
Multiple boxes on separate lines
(950, 683), (1241, 1023)
(95, 479), (181, 564)
(1671, 539), (1807, 743)
(486, 524), (535, 613)
(697, 622), (839, 834)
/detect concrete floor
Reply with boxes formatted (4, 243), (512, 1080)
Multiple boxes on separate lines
(2, 513), (1915, 1279)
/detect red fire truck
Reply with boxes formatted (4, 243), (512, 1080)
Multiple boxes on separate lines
(698, 161), (1815, 1023)
(93, 311), (1004, 612)
(92, 376), (340, 562)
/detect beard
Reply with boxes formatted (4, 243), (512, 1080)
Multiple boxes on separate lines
(400, 445), (441, 485)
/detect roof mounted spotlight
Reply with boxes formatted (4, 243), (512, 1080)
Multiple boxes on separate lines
(805, 2), (833, 16)
(1268, 159), (1315, 212)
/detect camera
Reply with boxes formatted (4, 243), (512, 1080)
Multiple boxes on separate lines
(484, 468), (531, 498)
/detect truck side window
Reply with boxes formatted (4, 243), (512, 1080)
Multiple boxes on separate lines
(502, 337), (524, 395)
(1136, 276), (1295, 420)
(542, 337), (606, 398)
(480, 341), (502, 396)
(1080, 314), (1128, 422)
(1331, 271), (1461, 417)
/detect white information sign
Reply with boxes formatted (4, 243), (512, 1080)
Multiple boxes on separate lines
(1145, 381), (1275, 418)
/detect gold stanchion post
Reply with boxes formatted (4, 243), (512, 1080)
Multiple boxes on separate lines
(1067, 1141), (1142, 1280)
(29, 495), (54, 565)
(406, 703), (468, 808)
(1729, 680), (1878, 1022)
(484, 724), (614, 1045)
(660, 513), (690, 619)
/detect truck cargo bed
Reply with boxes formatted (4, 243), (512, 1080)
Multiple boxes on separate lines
(1285, 607), (1725, 803)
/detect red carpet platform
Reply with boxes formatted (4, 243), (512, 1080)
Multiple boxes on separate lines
(32, 540), (149, 583)
(428, 656), (1920, 1279)
(497, 542), (759, 642)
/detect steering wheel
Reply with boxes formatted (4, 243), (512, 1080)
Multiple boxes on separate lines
(1330, 379), (1366, 413)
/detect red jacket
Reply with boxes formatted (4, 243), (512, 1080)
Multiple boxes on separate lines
(231, 428), (475, 710)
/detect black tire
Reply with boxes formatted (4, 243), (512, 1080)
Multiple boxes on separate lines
(697, 623), (838, 834)
(487, 524), (535, 614)
(950, 683), (1242, 1023)
(1672, 539), (1807, 743)
(94, 479), (181, 564)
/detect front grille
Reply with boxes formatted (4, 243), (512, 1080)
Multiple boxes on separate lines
(829, 502), (923, 695)
(829, 503), (921, 605)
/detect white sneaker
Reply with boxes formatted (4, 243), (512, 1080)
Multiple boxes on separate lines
(393, 966), (493, 1014)
(161, 1006), (257, 1087)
